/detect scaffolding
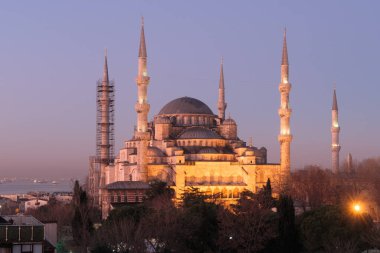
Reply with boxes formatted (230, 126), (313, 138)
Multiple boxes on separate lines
(88, 79), (115, 205)
(96, 79), (115, 163)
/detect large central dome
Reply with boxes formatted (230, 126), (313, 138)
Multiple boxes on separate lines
(158, 97), (214, 115)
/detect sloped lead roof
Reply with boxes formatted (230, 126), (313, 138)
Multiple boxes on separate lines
(105, 181), (150, 190)
(178, 127), (222, 139)
(158, 97), (214, 115)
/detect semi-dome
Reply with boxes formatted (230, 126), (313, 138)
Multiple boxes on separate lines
(158, 97), (214, 115)
(178, 127), (222, 139)
(223, 118), (237, 125)
(147, 147), (166, 157)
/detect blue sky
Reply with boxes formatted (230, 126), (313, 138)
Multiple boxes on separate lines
(0, 1), (379, 178)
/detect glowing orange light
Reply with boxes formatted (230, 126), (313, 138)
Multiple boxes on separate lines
(352, 203), (362, 214)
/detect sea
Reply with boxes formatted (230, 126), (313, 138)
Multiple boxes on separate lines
(0, 179), (74, 195)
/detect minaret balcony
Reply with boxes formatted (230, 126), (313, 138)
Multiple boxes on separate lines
(135, 103), (150, 113)
(136, 76), (150, 84)
(279, 83), (291, 92)
(135, 131), (150, 140)
(331, 126), (340, 132)
(331, 145), (341, 152)
(278, 108), (292, 117)
(278, 134), (293, 143)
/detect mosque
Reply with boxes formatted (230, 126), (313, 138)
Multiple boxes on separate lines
(89, 21), (294, 218)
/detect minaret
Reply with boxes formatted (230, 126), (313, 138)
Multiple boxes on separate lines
(278, 29), (293, 178)
(135, 18), (150, 181)
(218, 57), (227, 120)
(99, 50), (110, 187)
(96, 49), (115, 215)
(331, 89), (341, 173)
(345, 153), (353, 173)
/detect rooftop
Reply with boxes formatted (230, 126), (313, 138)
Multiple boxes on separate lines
(105, 181), (150, 190)
(158, 97), (214, 115)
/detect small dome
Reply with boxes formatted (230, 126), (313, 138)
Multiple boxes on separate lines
(178, 127), (222, 139)
(156, 116), (171, 124)
(158, 97), (214, 115)
(198, 147), (219, 154)
(223, 118), (236, 125)
(147, 147), (165, 157)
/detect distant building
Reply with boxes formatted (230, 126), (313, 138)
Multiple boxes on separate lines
(24, 199), (48, 213)
(89, 22), (294, 218)
(0, 215), (56, 253)
(51, 192), (73, 204)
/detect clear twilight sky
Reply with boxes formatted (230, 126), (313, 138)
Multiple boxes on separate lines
(0, 1), (379, 179)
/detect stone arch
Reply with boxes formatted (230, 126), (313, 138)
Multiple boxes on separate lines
(221, 188), (228, 198)
(214, 187), (221, 198)
(233, 188), (239, 198)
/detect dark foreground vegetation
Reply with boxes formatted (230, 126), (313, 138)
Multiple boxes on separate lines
(27, 157), (380, 253)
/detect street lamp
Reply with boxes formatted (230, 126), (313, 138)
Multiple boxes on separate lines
(352, 202), (362, 214)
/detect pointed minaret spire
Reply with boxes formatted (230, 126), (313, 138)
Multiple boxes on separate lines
(331, 88), (341, 173)
(139, 17), (147, 58)
(332, 88), (338, 111)
(103, 48), (109, 83)
(282, 28), (289, 65)
(218, 57), (227, 120)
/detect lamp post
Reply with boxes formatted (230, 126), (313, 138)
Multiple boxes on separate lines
(352, 202), (362, 215)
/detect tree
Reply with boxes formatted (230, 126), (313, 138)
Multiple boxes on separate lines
(290, 166), (335, 210)
(178, 187), (220, 253)
(298, 205), (373, 252)
(218, 190), (277, 253)
(257, 178), (274, 209)
(277, 194), (298, 253)
(145, 180), (174, 201)
(71, 180), (93, 253)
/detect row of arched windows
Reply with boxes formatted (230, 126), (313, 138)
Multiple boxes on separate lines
(185, 175), (244, 185)
(205, 187), (241, 199)
(177, 139), (224, 147)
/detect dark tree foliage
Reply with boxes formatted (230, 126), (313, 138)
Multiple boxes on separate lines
(107, 204), (148, 224)
(298, 205), (373, 252)
(179, 187), (220, 253)
(257, 178), (274, 209)
(218, 190), (277, 253)
(145, 179), (174, 201)
(71, 180), (93, 253)
(277, 194), (299, 253)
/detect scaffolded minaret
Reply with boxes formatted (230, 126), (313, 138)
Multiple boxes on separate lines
(278, 29), (293, 178)
(135, 18), (151, 182)
(218, 57), (227, 120)
(331, 89), (341, 173)
(88, 50), (115, 205)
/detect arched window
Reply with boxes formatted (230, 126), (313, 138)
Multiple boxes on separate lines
(222, 188), (228, 198)
(214, 187), (221, 198)
(233, 188), (239, 198)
